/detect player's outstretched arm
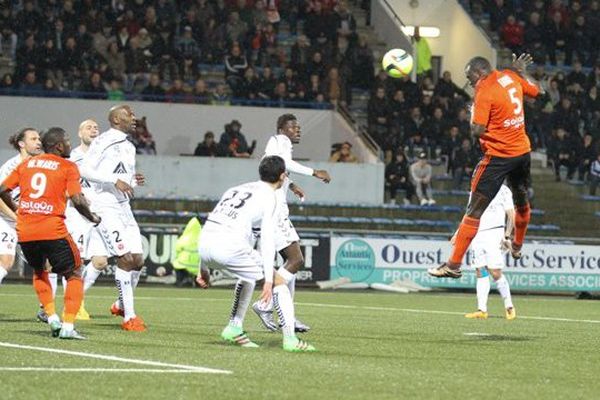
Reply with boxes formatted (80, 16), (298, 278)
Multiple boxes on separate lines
(70, 193), (101, 225)
(195, 267), (210, 288)
(289, 182), (306, 200)
(511, 53), (545, 95)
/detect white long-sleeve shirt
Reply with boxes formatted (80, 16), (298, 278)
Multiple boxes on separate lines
(69, 145), (95, 200)
(0, 154), (23, 224)
(80, 128), (136, 209)
(205, 180), (278, 282)
(264, 134), (313, 217)
(591, 159), (600, 177)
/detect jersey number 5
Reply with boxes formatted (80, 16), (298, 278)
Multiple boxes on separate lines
(30, 172), (48, 199)
(508, 87), (522, 115)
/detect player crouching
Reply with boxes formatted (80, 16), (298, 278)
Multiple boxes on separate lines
(197, 156), (315, 352)
(0, 128), (101, 339)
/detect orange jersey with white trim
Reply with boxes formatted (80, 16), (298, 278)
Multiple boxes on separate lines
(471, 69), (540, 157)
(2, 153), (82, 242)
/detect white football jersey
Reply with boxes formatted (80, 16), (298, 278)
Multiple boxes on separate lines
(69, 145), (95, 200)
(477, 185), (514, 231)
(81, 128), (137, 209)
(205, 180), (278, 275)
(264, 134), (313, 216)
(0, 154), (23, 224)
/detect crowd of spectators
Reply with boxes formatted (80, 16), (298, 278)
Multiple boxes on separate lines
(0, 0), (373, 109)
(194, 119), (256, 157)
(463, 0), (600, 67)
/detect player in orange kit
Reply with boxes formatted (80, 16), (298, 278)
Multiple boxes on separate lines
(428, 54), (543, 279)
(0, 127), (100, 339)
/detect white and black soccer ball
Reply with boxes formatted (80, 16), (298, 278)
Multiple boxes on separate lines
(382, 48), (414, 78)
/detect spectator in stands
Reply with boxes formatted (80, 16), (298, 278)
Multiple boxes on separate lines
(545, 11), (569, 65)
(224, 42), (248, 93)
(194, 131), (220, 157)
(405, 131), (429, 160)
(385, 150), (415, 205)
(236, 67), (260, 101)
(367, 86), (390, 146)
(552, 97), (579, 131)
(442, 125), (462, 172)
(212, 84), (231, 105)
(0, 26), (17, 63)
(578, 133), (597, 182)
(413, 27), (432, 80)
(434, 71), (470, 109)
(219, 120), (253, 158)
(176, 26), (200, 62)
(410, 152), (435, 206)
(306, 51), (327, 80)
(549, 128), (577, 181)
(108, 79), (125, 100)
(347, 35), (374, 90)
(421, 107), (447, 150)
(0, 73), (14, 93)
(125, 36), (150, 91)
(226, 11), (248, 43)
(278, 67), (299, 99)
(567, 14), (592, 66)
(404, 106), (425, 139)
(19, 70), (42, 94)
(500, 14), (524, 54)
(291, 35), (312, 81)
(306, 74), (323, 101)
(322, 67), (347, 106)
(192, 79), (212, 104)
(451, 138), (478, 190)
(131, 117), (157, 155)
(590, 152), (600, 195)
(257, 66), (276, 99)
(488, 0), (512, 32)
(83, 71), (107, 99)
(524, 11), (547, 64)
(42, 78), (61, 96)
(333, 1), (357, 53)
(330, 142), (358, 163)
(141, 73), (166, 101)
(166, 78), (187, 103)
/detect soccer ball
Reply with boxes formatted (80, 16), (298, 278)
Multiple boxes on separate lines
(382, 48), (413, 78)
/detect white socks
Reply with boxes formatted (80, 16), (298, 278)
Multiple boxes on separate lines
(49, 273), (58, 299)
(115, 267), (136, 321)
(287, 274), (296, 299)
(476, 277), (491, 313)
(273, 285), (295, 337)
(83, 262), (102, 292)
(495, 275), (513, 309)
(0, 266), (7, 284)
(131, 270), (141, 289)
(229, 279), (255, 328)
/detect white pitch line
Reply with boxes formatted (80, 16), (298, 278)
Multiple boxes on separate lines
(1, 292), (599, 324)
(0, 342), (232, 375)
(463, 332), (491, 337)
(0, 367), (209, 373)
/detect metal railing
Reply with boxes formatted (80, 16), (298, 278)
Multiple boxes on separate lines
(338, 104), (383, 161)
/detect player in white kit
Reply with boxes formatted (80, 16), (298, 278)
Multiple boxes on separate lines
(0, 128), (42, 286)
(61, 119), (101, 320)
(197, 156), (316, 352)
(461, 184), (516, 320)
(252, 114), (331, 333)
(80, 105), (147, 331)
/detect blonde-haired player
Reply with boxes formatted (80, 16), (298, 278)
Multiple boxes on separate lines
(460, 184), (517, 320)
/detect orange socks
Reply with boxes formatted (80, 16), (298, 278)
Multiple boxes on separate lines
(63, 276), (83, 324)
(514, 204), (531, 247)
(449, 216), (480, 265)
(33, 271), (56, 316)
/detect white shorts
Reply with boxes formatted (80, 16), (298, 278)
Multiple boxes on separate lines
(470, 228), (505, 270)
(274, 215), (300, 252)
(0, 217), (16, 256)
(65, 206), (93, 259)
(87, 204), (143, 257)
(199, 227), (263, 282)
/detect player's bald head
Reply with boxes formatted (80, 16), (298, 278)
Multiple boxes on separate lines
(78, 119), (99, 145)
(108, 104), (136, 133)
(465, 57), (492, 87)
(466, 57), (492, 74)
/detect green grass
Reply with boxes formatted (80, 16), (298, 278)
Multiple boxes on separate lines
(0, 284), (599, 400)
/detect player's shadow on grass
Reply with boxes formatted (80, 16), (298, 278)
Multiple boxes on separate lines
(0, 315), (37, 323)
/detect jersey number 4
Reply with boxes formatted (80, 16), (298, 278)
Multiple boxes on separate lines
(29, 172), (48, 199)
(220, 191), (253, 209)
(507, 87), (522, 115)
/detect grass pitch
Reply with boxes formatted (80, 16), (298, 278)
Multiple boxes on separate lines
(0, 284), (599, 400)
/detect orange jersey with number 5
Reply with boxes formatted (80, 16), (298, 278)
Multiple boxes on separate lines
(471, 69), (540, 157)
(2, 153), (82, 242)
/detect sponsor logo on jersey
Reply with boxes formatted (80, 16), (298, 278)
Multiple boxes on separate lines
(113, 162), (127, 174)
(20, 200), (55, 214)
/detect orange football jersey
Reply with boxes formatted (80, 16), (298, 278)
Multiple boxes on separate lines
(2, 153), (81, 242)
(471, 69), (540, 157)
